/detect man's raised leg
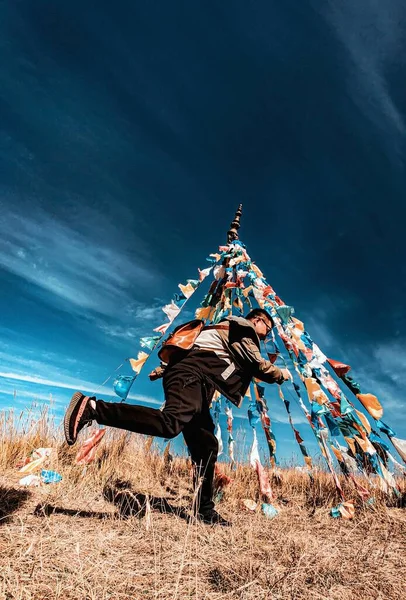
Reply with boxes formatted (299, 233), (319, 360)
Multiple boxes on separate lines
(64, 367), (205, 445)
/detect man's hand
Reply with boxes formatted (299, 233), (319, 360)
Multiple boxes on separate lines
(148, 366), (165, 381)
(280, 368), (293, 382)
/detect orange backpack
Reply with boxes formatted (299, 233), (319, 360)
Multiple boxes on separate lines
(158, 319), (229, 364)
(158, 319), (205, 364)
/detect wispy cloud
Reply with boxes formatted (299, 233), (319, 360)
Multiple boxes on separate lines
(0, 209), (159, 317)
(0, 370), (97, 394)
(0, 333), (163, 413)
(303, 297), (359, 357)
(124, 302), (167, 321)
(0, 340), (96, 397)
(323, 4), (405, 136)
(93, 300), (166, 340)
(373, 342), (406, 386)
(0, 345), (80, 377)
(95, 324), (143, 340)
(0, 369), (162, 408)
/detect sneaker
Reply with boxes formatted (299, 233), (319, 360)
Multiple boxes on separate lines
(64, 392), (94, 446)
(197, 509), (232, 527)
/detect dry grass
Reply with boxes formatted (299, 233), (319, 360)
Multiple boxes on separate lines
(0, 407), (405, 600)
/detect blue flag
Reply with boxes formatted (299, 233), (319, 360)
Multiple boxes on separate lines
(376, 419), (396, 438)
(140, 336), (161, 350)
(275, 305), (294, 324)
(113, 375), (136, 400)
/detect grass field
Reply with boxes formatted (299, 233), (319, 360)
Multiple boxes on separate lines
(0, 407), (405, 600)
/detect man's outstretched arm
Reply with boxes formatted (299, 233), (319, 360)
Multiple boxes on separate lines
(237, 337), (291, 384)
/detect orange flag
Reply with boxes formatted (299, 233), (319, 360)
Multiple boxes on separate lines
(356, 393), (383, 420)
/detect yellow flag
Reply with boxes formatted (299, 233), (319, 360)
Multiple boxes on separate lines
(233, 297), (243, 312)
(178, 282), (196, 299)
(130, 351), (149, 373)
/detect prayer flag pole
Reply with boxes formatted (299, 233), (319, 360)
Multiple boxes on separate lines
(95, 204), (405, 518)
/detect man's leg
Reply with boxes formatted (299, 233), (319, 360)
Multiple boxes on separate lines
(96, 370), (204, 437)
(182, 399), (231, 526)
(182, 381), (218, 514)
(64, 367), (205, 445)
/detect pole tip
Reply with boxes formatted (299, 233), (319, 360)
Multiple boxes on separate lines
(227, 204), (243, 244)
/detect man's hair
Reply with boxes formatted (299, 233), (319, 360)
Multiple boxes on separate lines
(245, 308), (274, 328)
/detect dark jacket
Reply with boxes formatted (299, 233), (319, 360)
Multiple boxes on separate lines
(185, 316), (284, 407)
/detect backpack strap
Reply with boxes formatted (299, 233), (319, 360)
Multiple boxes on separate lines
(202, 324), (229, 331)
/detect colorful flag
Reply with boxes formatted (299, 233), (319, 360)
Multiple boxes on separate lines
(113, 375), (136, 400)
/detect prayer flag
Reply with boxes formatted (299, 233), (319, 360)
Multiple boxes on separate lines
(113, 375), (136, 400)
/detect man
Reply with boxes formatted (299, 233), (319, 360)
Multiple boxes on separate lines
(64, 308), (291, 526)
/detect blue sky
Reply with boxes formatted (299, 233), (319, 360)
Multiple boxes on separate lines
(0, 1), (405, 463)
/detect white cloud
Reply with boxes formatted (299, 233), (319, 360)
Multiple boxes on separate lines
(0, 347), (79, 377)
(304, 317), (335, 354)
(0, 209), (158, 317)
(0, 370), (162, 410)
(124, 302), (165, 321)
(0, 332), (164, 413)
(0, 370), (98, 393)
(96, 323), (143, 340)
(302, 295), (361, 357)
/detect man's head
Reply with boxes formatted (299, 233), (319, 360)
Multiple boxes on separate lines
(246, 308), (274, 340)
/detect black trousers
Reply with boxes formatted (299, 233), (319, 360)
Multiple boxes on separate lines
(93, 361), (218, 512)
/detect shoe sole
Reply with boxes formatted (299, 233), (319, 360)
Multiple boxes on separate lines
(64, 392), (89, 446)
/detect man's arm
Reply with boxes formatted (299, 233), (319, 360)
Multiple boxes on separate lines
(236, 337), (290, 384)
